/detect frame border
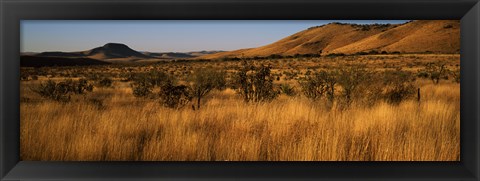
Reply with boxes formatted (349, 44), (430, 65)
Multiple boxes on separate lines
(1, 0), (479, 180)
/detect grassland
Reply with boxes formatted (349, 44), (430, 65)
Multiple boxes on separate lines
(20, 54), (460, 161)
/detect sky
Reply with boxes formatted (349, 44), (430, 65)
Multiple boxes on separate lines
(21, 20), (409, 53)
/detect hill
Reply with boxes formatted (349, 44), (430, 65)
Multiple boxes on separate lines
(84, 43), (151, 60)
(143, 52), (195, 59)
(36, 43), (152, 62)
(34, 43), (223, 62)
(202, 20), (460, 59)
(330, 20), (460, 54)
(142, 50), (225, 59)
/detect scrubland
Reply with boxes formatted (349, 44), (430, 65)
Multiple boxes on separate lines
(20, 54), (460, 161)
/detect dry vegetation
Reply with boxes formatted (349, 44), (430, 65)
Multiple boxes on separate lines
(20, 54), (460, 161)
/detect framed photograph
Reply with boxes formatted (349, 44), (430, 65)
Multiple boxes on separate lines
(1, 0), (479, 180)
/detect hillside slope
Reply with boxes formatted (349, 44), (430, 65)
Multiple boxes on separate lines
(202, 20), (460, 59)
(330, 20), (460, 54)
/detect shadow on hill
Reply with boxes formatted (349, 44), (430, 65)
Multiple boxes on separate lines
(20, 56), (111, 67)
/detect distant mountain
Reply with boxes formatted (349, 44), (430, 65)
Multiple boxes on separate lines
(143, 52), (195, 59)
(20, 56), (111, 67)
(142, 50), (225, 59)
(85, 43), (151, 59)
(187, 50), (225, 57)
(33, 43), (224, 62)
(201, 20), (460, 59)
(36, 43), (152, 61)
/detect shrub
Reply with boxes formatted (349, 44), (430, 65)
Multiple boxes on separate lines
(416, 70), (429, 78)
(131, 79), (154, 98)
(280, 83), (296, 96)
(32, 79), (93, 102)
(159, 83), (192, 109)
(97, 77), (113, 87)
(233, 61), (279, 102)
(300, 74), (326, 100)
(382, 70), (416, 104)
(451, 68), (460, 83)
(423, 63), (447, 84)
(337, 65), (371, 105)
(300, 70), (338, 102)
(136, 70), (173, 87)
(326, 53), (346, 57)
(130, 70), (194, 109)
(130, 70), (173, 98)
(190, 69), (226, 109)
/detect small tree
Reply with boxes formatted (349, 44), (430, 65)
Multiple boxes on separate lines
(130, 70), (173, 98)
(337, 65), (371, 105)
(318, 70), (338, 102)
(300, 73), (326, 100)
(190, 69), (226, 110)
(300, 70), (338, 103)
(424, 63), (447, 84)
(233, 61), (279, 102)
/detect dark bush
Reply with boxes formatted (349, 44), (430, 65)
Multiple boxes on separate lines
(451, 68), (460, 83)
(97, 77), (113, 87)
(300, 70), (338, 102)
(280, 83), (296, 96)
(233, 61), (279, 102)
(416, 70), (429, 78)
(159, 83), (192, 109)
(32, 79), (93, 102)
(423, 63), (447, 84)
(130, 70), (173, 98)
(326, 53), (346, 57)
(131, 79), (154, 98)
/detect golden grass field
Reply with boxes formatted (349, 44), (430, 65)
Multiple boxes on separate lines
(20, 54), (460, 161)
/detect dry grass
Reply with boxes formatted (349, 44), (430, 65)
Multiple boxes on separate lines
(20, 81), (460, 161)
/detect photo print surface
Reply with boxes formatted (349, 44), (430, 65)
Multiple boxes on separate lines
(20, 20), (460, 161)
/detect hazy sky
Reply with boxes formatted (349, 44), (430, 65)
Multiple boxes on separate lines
(21, 20), (409, 53)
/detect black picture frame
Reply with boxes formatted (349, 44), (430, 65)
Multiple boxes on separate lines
(1, 0), (479, 180)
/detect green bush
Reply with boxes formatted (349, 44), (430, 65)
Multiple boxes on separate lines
(190, 69), (226, 109)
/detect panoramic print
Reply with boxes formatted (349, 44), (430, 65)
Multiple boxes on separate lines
(20, 20), (460, 161)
